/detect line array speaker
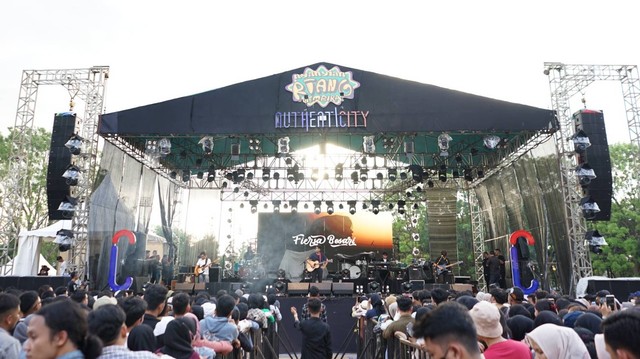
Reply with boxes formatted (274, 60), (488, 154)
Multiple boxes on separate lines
(331, 282), (354, 296)
(574, 109), (613, 221)
(46, 113), (76, 220)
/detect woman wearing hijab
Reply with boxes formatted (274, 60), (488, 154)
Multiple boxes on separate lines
(526, 323), (590, 358)
(184, 312), (233, 355)
(533, 310), (563, 328)
(365, 294), (386, 321)
(506, 315), (534, 341)
(574, 312), (603, 335)
(158, 317), (200, 359)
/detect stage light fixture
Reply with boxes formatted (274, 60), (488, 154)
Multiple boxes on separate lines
(169, 171), (177, 180)
(363, 135), (376, 154)
(412, 203), (419, 210)
(196, 171), (204, 179)
(199, 136), (214, 154)
(58, 196), (78, 216)
(182, 170), (190, 182)
(239, 203), (245, 208)
(362, 203), (368, 210)
(144, 139), (159, 157)
(273, 172), (280, 180)
(347, 201), (357, 215)
(243, 191), (250, 197)
(207, 166), (215, 182)
(287, 166), (298, 182)
(580, 196), (600, 219)
(427, 180), (434, 188)
(339, 203), (344, 209)
(455, 154), (463, 163)
(412, 233), (420, 241)
(477, 168), (484, 178)
(359, 169), (368, 181)
(402, 282), (413, 293)
(65, 134), (84, 155)
(438, 165), (447, 182)
(326, 201), (334, 215)
(483, 135), (501, 149)
(335, 164), (344, 181)
(376, 172), (383, 181)
(233, 187), (239, 193)
(452, 169), (460, 179)
(231, 143), (240, 161)
(368, 281), (381, 293)
(262, 168), (270, 181)
(409, 164), (423, 182)
(412, 247), (420, 256)
(313, 201), (322, 215)
(397, 200), (406, 214)
(388, 203), (395, 210)
(246, 172), (254, 180)
(62, 165), (82, 186)
(311, 168), (320, 181)
(350, 171), (359, 183)
(388, 168), (397, 181)
(371, 200), (381, 214)
(576, 163), (597, 186)
(572, 130), (591, 153)
(289, 200), (299, 213)
(54, 229), (74, 251)
(304, 203), (309, 209)
(250, 200), (258, 213)
(416, 185), (422, 192)
(278, 137), (290, 154)
(383, 137), (395, 149)
(272, 200), (281, 213)
(438, 133), (453, 156)
(400, 171), (408, 180)
(248, 138), (261, 152)
(154, 137), (171, 157)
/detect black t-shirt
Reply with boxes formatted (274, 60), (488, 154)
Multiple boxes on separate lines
(67, 279), (78, 293)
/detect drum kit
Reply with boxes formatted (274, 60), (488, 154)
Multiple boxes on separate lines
(223, 257), (266, 280)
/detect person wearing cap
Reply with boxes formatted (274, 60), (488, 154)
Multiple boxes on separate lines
(38, 265), (50, 276)
(469, 301), (530, 358)
(93, 295), (118, 311)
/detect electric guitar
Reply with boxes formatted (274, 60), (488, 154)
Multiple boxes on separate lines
(194, 261), (212, 276)
(305, 258), (333, 272)
(434, 261), (463, 276)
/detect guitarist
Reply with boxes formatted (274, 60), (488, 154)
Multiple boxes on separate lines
(434, 250), (451, 284)
(195, 251), (211, 283)
(306, 246), (328, 283)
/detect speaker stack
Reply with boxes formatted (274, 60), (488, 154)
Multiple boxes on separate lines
(573, 109), (613, 221)
(46, 113), (76, 220)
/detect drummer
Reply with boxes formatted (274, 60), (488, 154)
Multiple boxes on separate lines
(244, 246), (255, 261)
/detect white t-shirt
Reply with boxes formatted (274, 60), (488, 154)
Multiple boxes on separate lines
(58, 261), (67, 276)
(196, 257), (210, 269)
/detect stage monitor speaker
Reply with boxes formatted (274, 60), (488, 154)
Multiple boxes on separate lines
(407, 266), (425, 281)
(287, 282), (310, 296)
(206, 282), (232, 296)
(410, 280), (425, 291)
(209, 267), (221, 283)
(47, 113), (76, 220)
(230, 283), (244, 292)
(311, 282), (332, 295)
(174, 282), (195, 292)
(133, 276), (148, 294)
(332, 282), (354, 296)
(451, 284), (474, 292)
(573, 110), (613, 221)
(454, 276), (471, 284)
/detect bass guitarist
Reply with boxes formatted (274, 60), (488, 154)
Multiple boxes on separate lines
(306, 246), (328, 283)
(195, 251), (212, 283)
(434, 250), (451, 284)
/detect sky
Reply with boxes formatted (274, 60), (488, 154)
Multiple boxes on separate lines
(1, 1), (639, 249)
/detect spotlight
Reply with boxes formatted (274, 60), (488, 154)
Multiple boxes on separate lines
(376, 172), (383, 180)
(289, 200), (298, 213)
(438, 133), (452, 156)
(313, 201), (322, 215)
(145, 139), (159, 156)
(207, 166), (215, 182)
(261, 168), (270, 181)
(402, 282), (413, 293)
(326, 201), (334, 215)
(250, 200), (258, 213)
(273, 172), (280, 180)
(576, 163), (597, 186)
(359, 169), (368, 181)
(383, 137), (396, 149)
(580, 196), (600, 219)
(311, 169), (320, 181)
(400, 171), (408, 180)
(335, 164), (344, 181)
(196, 171), (204, 179)
(62, 165), (82, 186)
(235, 168), (245, 182)
(483, 135), (501, 149)
(199, 136), (214, 154)
(158, 138), (171, 156)
(438, 165), (447, 182)
(572, 130), (591, 153)
(409, 164), (424, 182)
(54, 229), (74, 251)
(65, 134), (84, 155)
(272, 200), (281, 213)
(351, 171), (359, 183)
(368, 281), (381, 293)
(278, 137), (290, 154)
(248, 138), (261, 152)
(58, 195), (78, 214)
(274, 281), (286, 293)
(388, 168), (397, 181)
(371, 200), (381, 214)
(363, 135), (376, 153)
(412, 233), (420, 241)
(397, 200), (406, 214)
(169, 171), (177, 180)
(277, 269), (287, 279)
(412, 247), (420, 256)
(182, 170), (190, 182)
(347, 201), (357, 215)
(427, 180), (434, 188)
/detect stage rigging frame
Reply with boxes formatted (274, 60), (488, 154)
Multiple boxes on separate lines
(0, 67), (109, 277)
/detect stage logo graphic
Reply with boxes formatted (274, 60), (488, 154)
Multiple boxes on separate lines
(292, 233), (357, 248)
(285, 65), (360, 108)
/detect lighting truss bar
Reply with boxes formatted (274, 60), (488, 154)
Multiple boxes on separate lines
(469, 190), (487, 292)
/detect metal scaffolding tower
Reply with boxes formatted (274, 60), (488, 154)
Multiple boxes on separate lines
(0, 67), (109, 277)
(544, 62), (640, 294)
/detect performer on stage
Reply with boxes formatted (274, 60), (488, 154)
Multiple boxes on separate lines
(306, 246), (328, 283)
(195, 251), (211, 283)
(434, 250), (451, 284)
(244, 246), (255, 261)
(376, 252), (392, 290)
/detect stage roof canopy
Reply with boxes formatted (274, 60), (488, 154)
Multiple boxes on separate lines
(99, 62), (556, 200)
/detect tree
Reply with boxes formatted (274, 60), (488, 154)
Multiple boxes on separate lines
(0, 127), (53, 258)
(590, 143), (640, 277)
